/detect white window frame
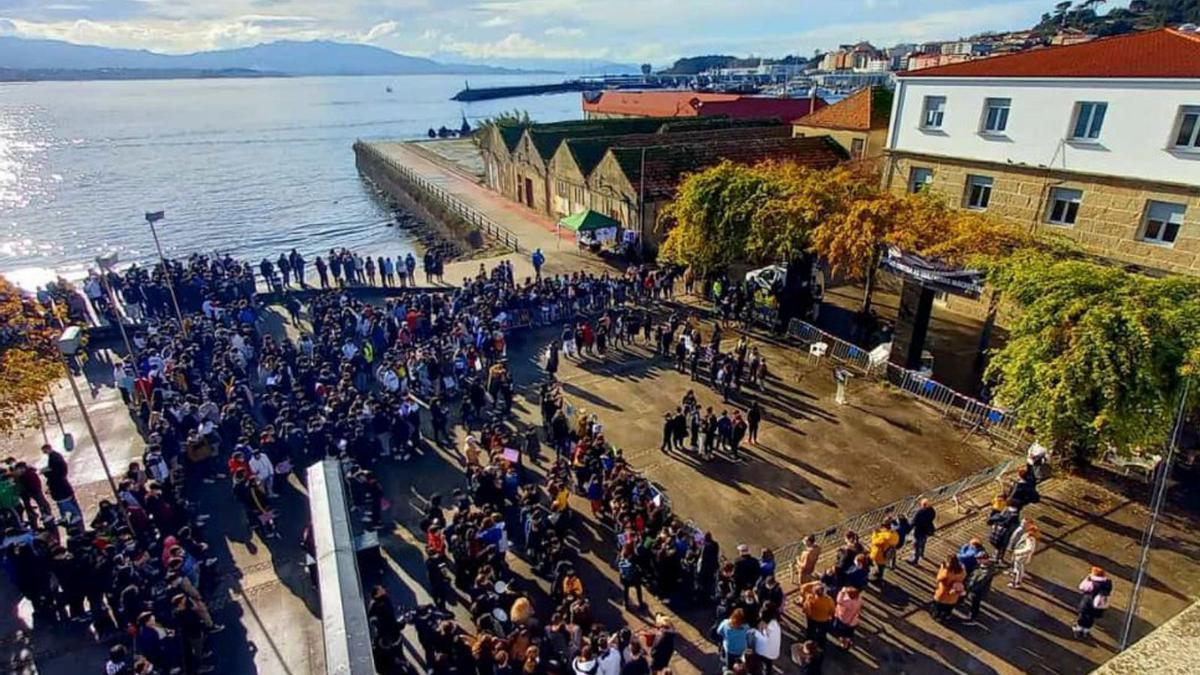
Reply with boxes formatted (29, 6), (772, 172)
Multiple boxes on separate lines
(1140, 200), (1186, 246)
(1171, 106), (1200, 151)
(921, 96), (946, 130)
(909, 167), (934, 194)
(1046, 187), (1083, 227)
(1070, 101), (1107, 141)
(981, 98), (1011, 134)
(965, 175), (993, 210)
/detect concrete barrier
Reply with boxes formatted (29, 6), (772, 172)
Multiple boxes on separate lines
(307, 459), (376, 675)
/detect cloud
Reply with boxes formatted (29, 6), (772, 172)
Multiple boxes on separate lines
(0, 18), (17, 35)
(442, 31), (608, 59)
(543, 26), (583, 38)
(480, 16), (511, 28)
(361, 19), (399, 42)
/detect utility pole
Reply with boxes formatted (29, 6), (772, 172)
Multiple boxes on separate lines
(145, 210), (187, 336)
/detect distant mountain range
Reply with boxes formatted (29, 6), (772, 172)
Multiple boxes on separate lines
(0, 37), (558, 80)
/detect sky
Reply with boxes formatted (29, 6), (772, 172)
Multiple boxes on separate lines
(0, 0), (1068, 64)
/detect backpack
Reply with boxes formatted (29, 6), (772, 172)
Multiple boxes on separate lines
(618, 557), (637, 583)
(1092, 593), (1110, 610)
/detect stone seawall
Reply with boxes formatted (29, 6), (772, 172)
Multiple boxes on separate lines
(354, 141), (514, 258)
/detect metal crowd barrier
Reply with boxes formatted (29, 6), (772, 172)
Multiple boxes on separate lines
(785, 317), (1031, 452)
(308, 459), (376, 675)
(357, 142), (521, 253)
(774, 456), (1019, 571)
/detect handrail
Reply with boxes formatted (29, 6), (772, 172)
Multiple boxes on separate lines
(355, 141), (521, 254)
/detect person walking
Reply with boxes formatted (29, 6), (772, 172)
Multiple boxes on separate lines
(908, 498), (937, 565)
(1008, 522), (1040, 589)
(1072, 567), (1113, 638)
(931, 554), (966, 622)
(41, 444), (82, 526)
(987, 505), (1020, 565)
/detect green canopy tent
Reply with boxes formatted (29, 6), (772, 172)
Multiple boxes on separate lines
(556, 209), (620, 233)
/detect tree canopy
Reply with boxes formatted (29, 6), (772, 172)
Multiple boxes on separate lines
(0, 276), (64, 432)
(983, 250), (1200, 461)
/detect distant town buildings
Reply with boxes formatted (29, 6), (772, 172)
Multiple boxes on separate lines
(884, 28), (1200, 275)
(477, 117), (845, 248)
(792, 86), (892, 160)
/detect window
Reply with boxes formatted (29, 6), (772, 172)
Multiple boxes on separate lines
(982, 98), (1011, 133)
(851, 138), (865, 158)
(1173, 106), (1200, 150)
(555, 180), (567, 197)
(965, 175), (993, 210)
(908, 167), (934, 194)
(1046, 187), (1082, 226)
(1141, 200), (1186, 245)
(921, 96), (946, 129)
(1071, 102), (1107, 140)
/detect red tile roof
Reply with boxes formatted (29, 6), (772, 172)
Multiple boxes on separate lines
(582, 90), (825, 119)
(790, 86), (892, 131)
(903, 28), (1200, 79)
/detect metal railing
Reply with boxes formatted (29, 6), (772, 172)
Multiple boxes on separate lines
(785, 317), (1032, 452)
(773, 456), (1019, 573)
(356, 142), (521, 253)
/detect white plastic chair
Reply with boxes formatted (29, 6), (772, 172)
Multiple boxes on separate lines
(808, 341), (829, 364)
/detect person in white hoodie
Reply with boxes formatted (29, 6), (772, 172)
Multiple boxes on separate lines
(572, 644), (599, 675)
(751, 603), (782, 674)
(1008, 521), (1041, 589)
(597, 635), (623, 675)
(248, 448), (276, 498)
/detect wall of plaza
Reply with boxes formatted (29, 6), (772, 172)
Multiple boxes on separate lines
(885, 151), (1200, 276)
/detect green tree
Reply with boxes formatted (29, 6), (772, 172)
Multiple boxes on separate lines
(658, 161), (766, 273)
(984, 250), (1200, 462)
(0, 276), (65, 432)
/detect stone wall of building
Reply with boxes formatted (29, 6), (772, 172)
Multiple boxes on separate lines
(886, 152), (1200, 275)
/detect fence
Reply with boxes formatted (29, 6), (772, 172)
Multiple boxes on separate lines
(356, 141), (521, 253)
(785, 317), (1032, 453)
(773, 456), (1020, 572)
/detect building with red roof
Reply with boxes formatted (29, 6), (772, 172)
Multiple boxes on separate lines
(886, 28), (1200, 276)
(791, 86), (892, 159)
(581, 90), (826, 121)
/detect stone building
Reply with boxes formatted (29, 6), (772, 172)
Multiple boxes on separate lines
(885, 28), (1200, 276)
(477, 116), (845, 250)
(792, 86), (892, 160)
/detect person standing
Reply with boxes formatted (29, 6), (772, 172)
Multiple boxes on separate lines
(931, 554), (966, 622)
(314, 255), (328, 289)
(532, 248), (545, 282)
(987, 505), (1021, 564)
(908, 499), (937, 565)
(963, 551), (998, 622)
(289, 249), (305, 287)
(716, 608), (750, 669)
(798, 581), (835, 646)
(747, 401), (762, 445)
(830, 586), (862, 650)
(794, 535), (821, 586)
(868, 520), (899, 583)
(1008, 522), (1040, 589)
(41, 444), (82, 526)
(1073, 567), (1113, 638)
(647, 615), (676, 675)
(750, 602), (781, 674)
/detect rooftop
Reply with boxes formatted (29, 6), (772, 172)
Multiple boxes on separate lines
(902, 28), (1200, 79)
(561, 124), (790, 175)
(609, 135), (845, 198)
(791, 85), (892, 131)
(581, 90), (826, 119)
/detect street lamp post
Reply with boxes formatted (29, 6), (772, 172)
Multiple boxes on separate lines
(145, 210), (187, 336)
(57, 327), (123, 510)
(95, 252), (137, 361)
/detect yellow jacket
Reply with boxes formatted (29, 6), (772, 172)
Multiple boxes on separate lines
(869, 528), (899, 565)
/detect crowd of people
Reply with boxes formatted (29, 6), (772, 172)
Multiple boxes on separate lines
(2, 243), (1114, 675)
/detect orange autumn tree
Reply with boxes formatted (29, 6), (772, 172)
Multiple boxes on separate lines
(0, 275), (64, 432)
